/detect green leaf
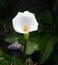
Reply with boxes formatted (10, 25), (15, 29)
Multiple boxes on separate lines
(51, 42), (58, 65)
(39, 34), (50, 55)
(2, 53), (22, 65)
(40, 36), (57, 64)
(26, 41), (39, 55)
(5, 32), (24, 43)
(12, 57), (22, 65)
(0, 49), (22, 65)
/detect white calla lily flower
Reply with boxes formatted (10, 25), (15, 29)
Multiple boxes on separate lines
(12, 11), (38, 34)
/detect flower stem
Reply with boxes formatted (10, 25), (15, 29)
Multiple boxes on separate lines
(23, 39), (27, 63)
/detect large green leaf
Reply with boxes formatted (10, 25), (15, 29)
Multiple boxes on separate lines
(39, 36), (57, 64)
(51, 42), (58, 65)
(39, 34), (50, 56)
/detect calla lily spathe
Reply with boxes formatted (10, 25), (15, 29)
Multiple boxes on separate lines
(12, 11), (38, 34)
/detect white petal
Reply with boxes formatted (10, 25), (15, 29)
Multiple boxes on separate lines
(12, 11), (39, 34)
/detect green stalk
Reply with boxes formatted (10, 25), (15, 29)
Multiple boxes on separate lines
(23, 33), (29, 63)
(23, 39), (27, 63)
